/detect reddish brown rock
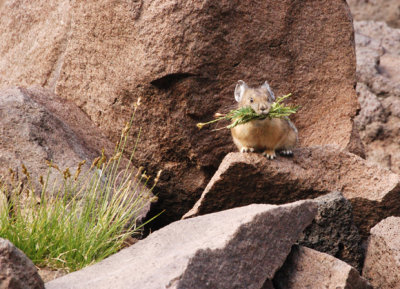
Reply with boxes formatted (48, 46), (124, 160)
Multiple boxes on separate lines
(0, 0), (70, 90)
(46, 201), (317, 289)
(0, 0), (360, 227)
(0, 86), (113, 186)
(184, 146), (400, 239)
(0, 238), (45, 289)
(363, 217), (400, 288)
(347, 0), (400, 28)
(274, 245), (372, 289)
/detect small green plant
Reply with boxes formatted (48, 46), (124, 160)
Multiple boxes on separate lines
(196, 93), (299, 130)
(0, 110), (160, 272)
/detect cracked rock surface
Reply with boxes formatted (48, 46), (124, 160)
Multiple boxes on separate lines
(46, 201), (317, 289)
(298, 191), (363, 271)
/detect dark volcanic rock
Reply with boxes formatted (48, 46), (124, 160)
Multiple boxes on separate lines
(298, 191), (363, 271)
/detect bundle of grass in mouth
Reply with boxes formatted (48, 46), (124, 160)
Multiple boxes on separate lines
(197, 93), (299, 130)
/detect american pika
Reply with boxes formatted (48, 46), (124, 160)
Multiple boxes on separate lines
(230, 80), (298, 159)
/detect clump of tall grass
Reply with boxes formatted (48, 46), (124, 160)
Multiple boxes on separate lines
(0, 104), (160, 272)
(197, 93), (299, 130)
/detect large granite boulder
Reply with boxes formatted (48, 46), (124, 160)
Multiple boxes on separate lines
(46, 200), (317, 289)
(0, 0), (360, 228)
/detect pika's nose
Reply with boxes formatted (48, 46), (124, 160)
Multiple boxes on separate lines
(259, 105), (267, 112)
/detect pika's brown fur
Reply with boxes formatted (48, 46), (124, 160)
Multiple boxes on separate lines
(230, 80), (298, 159)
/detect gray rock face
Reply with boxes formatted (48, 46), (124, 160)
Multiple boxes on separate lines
(347, 0), (400, 28)
(298, 192), (363, 270)
(354, 21), (400, 174)
(273, 246), (372, 289)
(354, 21), (400, 98)
(184, 147), (400, 239)
(363, 217), (400, 288)
(46, 201), (317, 289)
(355, 83), (386, 131)
(0, 238), (45, 289)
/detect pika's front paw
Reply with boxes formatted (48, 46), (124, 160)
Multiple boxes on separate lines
(262, 150), (276, 160)
(240, 147), (255, 153)
(280, 150), (293, 156)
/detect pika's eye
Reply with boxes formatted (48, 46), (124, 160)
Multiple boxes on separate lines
(250, 98), (254, 103)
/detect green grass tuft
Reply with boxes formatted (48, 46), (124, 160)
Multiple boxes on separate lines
(0, 116), (159, 272)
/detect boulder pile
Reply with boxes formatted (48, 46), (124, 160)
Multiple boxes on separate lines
(0, 0), (361, 229)
(0, 0), (399, 288)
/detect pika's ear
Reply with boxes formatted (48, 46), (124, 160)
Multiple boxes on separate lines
(261, 81), (275, 101)
(234, 80), (248, 102)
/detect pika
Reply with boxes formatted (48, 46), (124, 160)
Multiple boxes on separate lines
(230, 80), (298, 159)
